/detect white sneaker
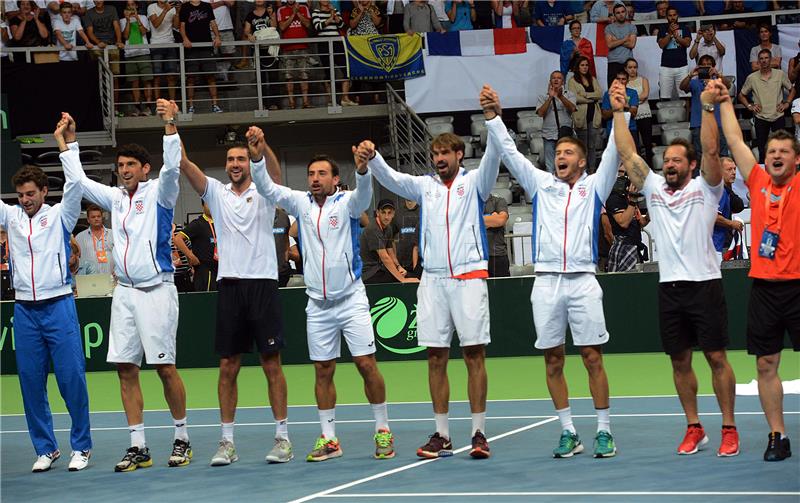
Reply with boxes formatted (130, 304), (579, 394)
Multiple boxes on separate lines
(32, 450), (61, 472)
(68, 450), (91, 471)
(210, 440), (238, 466)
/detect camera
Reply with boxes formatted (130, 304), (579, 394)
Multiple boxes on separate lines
(697, 66), (711, 80)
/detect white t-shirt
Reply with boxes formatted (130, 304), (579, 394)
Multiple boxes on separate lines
(792, 97), (800, 142)
(119, 15), (151, 58)
(146, 2), (177, 45)
(203, 0), (233, 30)
(642, 172), (724, 283)
(52, 16), (83, 61)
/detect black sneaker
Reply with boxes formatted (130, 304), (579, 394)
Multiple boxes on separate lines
(416, 432), (453, 459)
(115, 446), (153, 472)
(764, 432), (792, 462)
(168, 439), (193, 467)
(470, 430), (490, 459)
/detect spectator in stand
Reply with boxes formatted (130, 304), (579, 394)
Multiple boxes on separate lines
(273, 207), (292, 287)
(174, 200), (219, 292)
(680, 55), (731, 158)
(719, 1), (758, 30)
(739, 49), (796, 163)
(53, 2), (93, 61)
(568, 56), (602, 172)
(534, 0), (567, 26)
(204, 1), (235, 83)
(10, 1), (49, 47)
(514, 0), (534, 27)
(648, 0), (668, 36)
(171, 223), (194, 293)
(690, 23), (725, 72)
(148, 1), (179, 102)
(604, 2), (636, 87)
(74, 204), (114, 275)
(349, 0), (381, 36)
(245, 0), (279, 110)
(602, 70), (639, 145)
(429, 0), (451, 31)
(404, 0), (444, 34)
(313, 0), (356, 106)
(793, 97), (800, 142)
(606, 166), (649, 272)
(232, 0), (255, 69)
(483, 193), (509, 278)
(361, 199), (415, 284)
(626, 57), (654, 168)
(589, 0), (619, 23)
(713, 157), (745, 261)
(698, 0), (726, 16)
(560, 19), (595, 78)
(120, 0), (155, 117)
(278, 0), (312, 109)
(491, 0), (516, 28)
(673, 0), (698, 17)
(789, 40), (800, 94)
(750, 24), (782, 72)
(656, 5), (690, 100)
(632, 0), (657, 21)
(445, 0), (475, 32)
(536, 71), (577, 173)
(84, 1), (123, 113)
(180, 0), (223, 113)
(385, 0), (406, 34)
(472, 0), (493, 29)
(395, 198), (421, 279)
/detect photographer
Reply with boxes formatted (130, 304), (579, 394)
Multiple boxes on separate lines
(680, 55), (731, 159)
(689, 23), (725, 71)
(606, 167), (649, 272)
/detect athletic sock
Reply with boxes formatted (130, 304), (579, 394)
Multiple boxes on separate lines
(434, 413), (450, 440)
(596, 407), (610, 433)
(471, 412), (486, 436)
(129, 423), (146, 448)
(319, 408), (336, 439)
(173, 417), (189, 442)
(275, 418), (289, 440)
(221, 422), (234, 443)
(556, 407), (576, 434)
(370, 402), (389, 432)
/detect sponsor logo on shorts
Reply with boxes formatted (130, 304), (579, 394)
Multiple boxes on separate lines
(369, 297), (425, 355)
(158, 352), (166, 359)
(267, 338), (275, 345)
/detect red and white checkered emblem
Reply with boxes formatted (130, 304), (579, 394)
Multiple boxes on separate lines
(329, 215), (338, 229)
(134, 200), (144, 214)
(40, 216), (47, 228)
(456, 185), (464, 197)
(578, 186), (586, 198)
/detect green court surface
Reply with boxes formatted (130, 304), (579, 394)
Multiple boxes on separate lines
(2, 351), (798, 415)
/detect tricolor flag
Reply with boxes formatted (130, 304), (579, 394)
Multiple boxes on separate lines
(530, 23), (609, 82)
(427, 28), (527, 57)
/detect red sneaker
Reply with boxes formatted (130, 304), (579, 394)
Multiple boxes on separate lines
(678, 425), (708, 455)
(718, 428), (740, 457)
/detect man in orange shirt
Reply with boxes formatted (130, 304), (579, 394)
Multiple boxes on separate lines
(713, 79), (800, 462)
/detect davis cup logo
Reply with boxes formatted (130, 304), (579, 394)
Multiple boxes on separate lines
(369, 297), (425, 354)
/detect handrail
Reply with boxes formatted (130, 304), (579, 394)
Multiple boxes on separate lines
(628, 7), (800, 30)
(386, 85), (433, 176)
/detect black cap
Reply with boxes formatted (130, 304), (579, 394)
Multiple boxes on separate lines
(377, 198), (395, 210)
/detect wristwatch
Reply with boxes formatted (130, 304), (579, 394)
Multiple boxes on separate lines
(702, 102), (715, 113)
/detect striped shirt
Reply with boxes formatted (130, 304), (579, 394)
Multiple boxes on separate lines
(312, 8), (344, 37)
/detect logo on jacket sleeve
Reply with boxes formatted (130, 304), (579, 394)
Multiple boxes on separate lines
(134, 200), (144, 214)
(329, 215), (339, 229)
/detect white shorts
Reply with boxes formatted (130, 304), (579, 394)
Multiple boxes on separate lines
(416, 273), (490, 348)
(107, 282), (179, 366)
(531, 273), (609, 350)
(659, 65), (690, 99)
(306, 281), (376, 361)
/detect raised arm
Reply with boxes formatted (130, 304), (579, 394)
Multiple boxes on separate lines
(719, 82), (756, 182)
(611, 81), (648, 191)
(246, 126), (301, 216)
(157, 99), (181, 209)
(361, 143), (424, 203)
(699, 79), (725, 187)
(53, 114), (83, 231)
(349, 144), (374, 217)
(592, 112), (621, 200)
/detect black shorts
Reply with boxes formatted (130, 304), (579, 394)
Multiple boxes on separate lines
(658, 279), (729, 355)
(747, 279), (800, 357)
(185, 48), (215, 76)
(215, 278), (284, 357)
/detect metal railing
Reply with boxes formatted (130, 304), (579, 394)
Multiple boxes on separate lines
(387, 85), (432, 176)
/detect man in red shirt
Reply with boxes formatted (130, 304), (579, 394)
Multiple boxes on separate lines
(713, 78), (800, 462)
(277, 0), (312, 109)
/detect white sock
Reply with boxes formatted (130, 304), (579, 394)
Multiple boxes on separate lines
(556, 407), (576, 434)
(471, 412), (486, 436)
(596, 407), (611, 433)
(173, 417), (188, 442)
(221, 422), (234, 443)
(434, 413), (449, 439)
(129, 423), (146, 448)
(371, 402), (389, 432)
(319, 408), (336, 439)
(275, 418), (289, 440)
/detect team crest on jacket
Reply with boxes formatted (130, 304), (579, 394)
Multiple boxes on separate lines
(329, 215), (339, 229)
(134, 200), (144, 214)
(40, 216), (47, 228)
(578, 185), (587, 198)
(456, 184), (465, 197)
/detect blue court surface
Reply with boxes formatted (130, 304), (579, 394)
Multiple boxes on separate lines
(1, 395), (798, 502)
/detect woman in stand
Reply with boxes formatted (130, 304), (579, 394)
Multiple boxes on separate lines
(567, 56), (601, 172)
(625, 57), (653, 168)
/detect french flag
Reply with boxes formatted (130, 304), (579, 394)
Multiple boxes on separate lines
(427, 28), (527, 57)
(529, 23), (608, 57)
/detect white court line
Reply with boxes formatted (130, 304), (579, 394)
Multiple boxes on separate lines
(1, 411), (797, 435)
(0, 393), (720, 417)
(287, 417), (561, 503)
(320, 492), (800, 498)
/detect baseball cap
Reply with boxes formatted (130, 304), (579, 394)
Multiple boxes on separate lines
(377, 198), (395, 210)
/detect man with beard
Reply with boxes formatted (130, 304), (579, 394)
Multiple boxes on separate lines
(179, 124), (291, 465)
(483, 83), (622, 459)
(717, 79), (800, 462)
(614, 79), (739, 457)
